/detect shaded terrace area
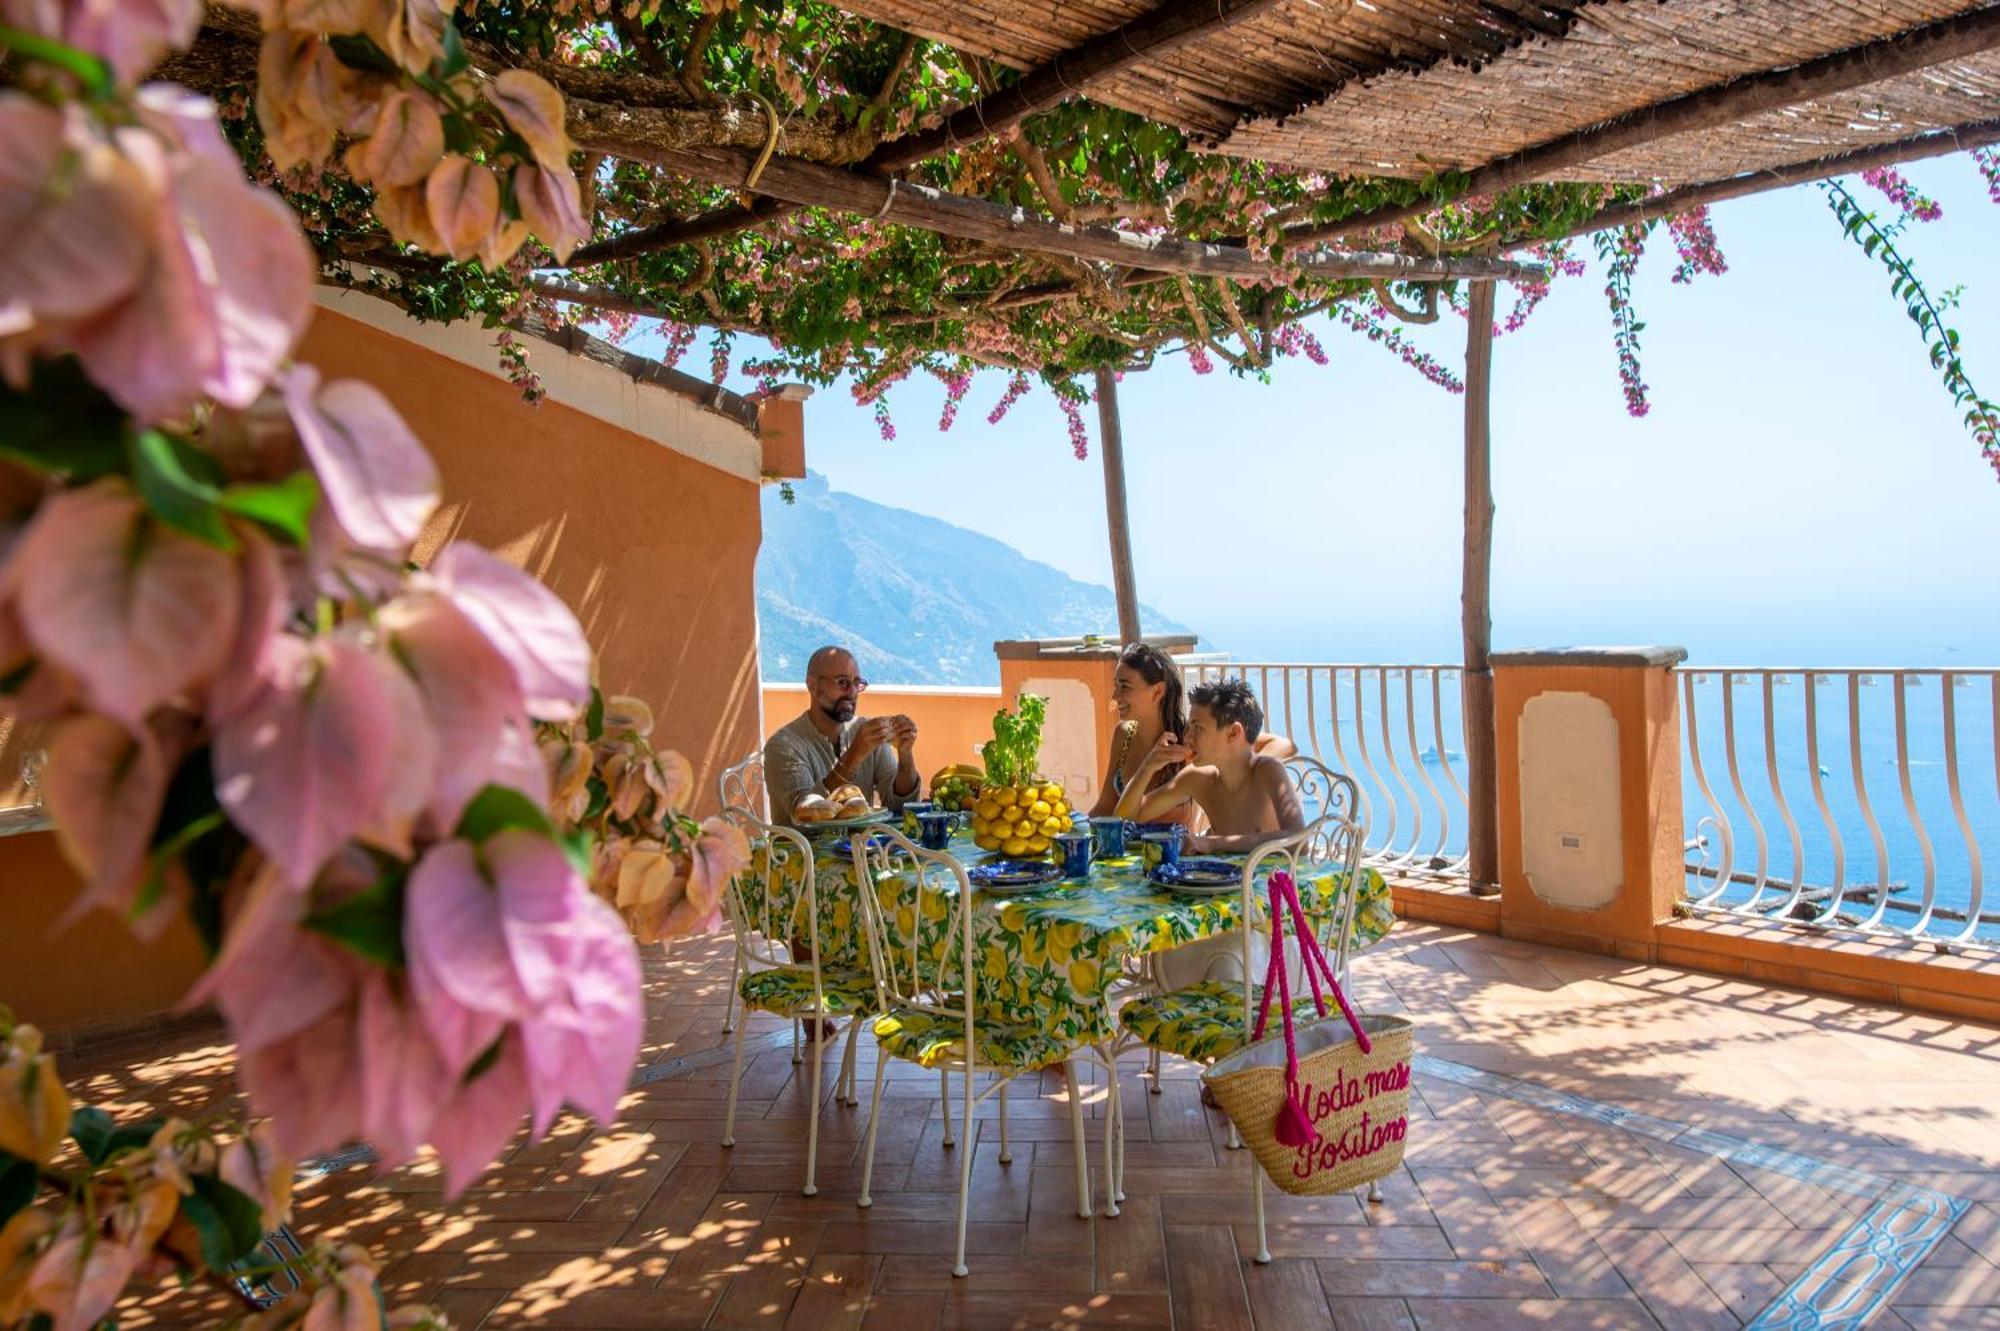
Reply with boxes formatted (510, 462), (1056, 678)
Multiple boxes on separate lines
(90, 923), (2000, 1330)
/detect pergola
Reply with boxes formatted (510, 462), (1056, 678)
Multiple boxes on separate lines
(770, 0), (2000, 887)
(172, 0), (2000, 887)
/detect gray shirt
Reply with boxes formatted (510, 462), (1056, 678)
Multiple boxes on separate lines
(763, 711), (910, 826)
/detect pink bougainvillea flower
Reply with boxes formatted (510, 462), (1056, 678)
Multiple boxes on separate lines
(429, 1032), (532, 1196)
(24, 1216), (136, 1331)
(646, 748), (694, 820)
(183, 861), (361, 1054)
(427, 543), (590, 720)
(9, 483), (238, 728)
(343, 88), (443, 188)
(281, 365), (439, 555)
(205, 526), (287, 728)
(0, 0), (203, 85)
(254, 27), (373, 171)
(39, 714), (169, 914)
(486, 70), (573, 174)
(376, 592), (524, 827)
(405, 831), (641, 1136)
(39, 87), (314, 422)
(369, 179), (443, 252)
(354, 967), (451, 1169)
(0, 98), (154, 356)
(685, 816), (751, 927)
(237, 1003), (365, 1163)
(366, 0), (448, 74)
(211, 630), (440, 887)
(424, 155), (500, 263)
(513, 163), (589, 263)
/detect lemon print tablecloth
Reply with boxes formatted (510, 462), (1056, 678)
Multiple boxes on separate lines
(737, 832), (1395, 1046)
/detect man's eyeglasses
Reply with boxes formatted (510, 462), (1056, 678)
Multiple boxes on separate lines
(817, 674), (869, 693)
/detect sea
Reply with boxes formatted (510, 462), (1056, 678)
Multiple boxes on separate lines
(1202, 621), (2000, 947)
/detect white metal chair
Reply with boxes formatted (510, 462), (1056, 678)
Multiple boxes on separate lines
(717, 750), (769, 1037)
(720, 817), (880, 1195)
(851, 827), (1104, 1277)
(1110, 762), (1368, 1263)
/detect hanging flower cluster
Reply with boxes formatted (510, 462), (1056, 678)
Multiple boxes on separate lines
(1666, 208), (1728, 285)
(1051, 381), (1092, 460)
(1333, 303), (1464, 393)
(540, 695), (751, 946)
(1594, 223), (1652, 417)
(1860, 166), (1943, 223)
(1976, 147), (2000, 206)
(247, 0), (590, 264)
(935, 361), (973, 431)
(986, 370), (1031, 423)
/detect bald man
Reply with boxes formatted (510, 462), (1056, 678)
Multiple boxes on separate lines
(764, 645), (920, 826)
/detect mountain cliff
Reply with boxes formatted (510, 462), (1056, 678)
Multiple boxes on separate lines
(756, 472), (1190, 685)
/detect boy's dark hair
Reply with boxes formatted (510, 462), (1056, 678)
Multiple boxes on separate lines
(1188, 677), (1263, 744)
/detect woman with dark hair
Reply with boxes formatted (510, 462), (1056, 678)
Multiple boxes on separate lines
(1087, 643), (1191, 819)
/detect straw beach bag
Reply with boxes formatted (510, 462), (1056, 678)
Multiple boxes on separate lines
(1203, 871), (1414, 1196)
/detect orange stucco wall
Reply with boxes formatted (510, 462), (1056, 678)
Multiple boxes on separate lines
(760, 685), (1000, 796)
(0, 830), (210, 1040)
(299, 307), (766, 813)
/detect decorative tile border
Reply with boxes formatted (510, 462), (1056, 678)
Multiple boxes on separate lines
(1414, 1054), (1971, 1329)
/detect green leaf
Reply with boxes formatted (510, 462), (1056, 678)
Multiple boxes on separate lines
(182, 1175), (268, 1271)
(0, 359), (128, 478)
(455, 784), (556, 844)
(585, 687), (605, 741)
(69, 1106), (162, 1165)
(440, 15), (469, 76)
(460, 1034), (505, 1086)
(218, 472), (319, 546)
(0, 1153), (35, 1226)
(304, 868), (407, 967)
(128, 431), (237, 551)
(557, 828), (593, 880)
(327, 32), (397, 75)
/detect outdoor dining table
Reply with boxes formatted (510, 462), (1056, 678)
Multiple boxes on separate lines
(740, 826), (1395, 1046)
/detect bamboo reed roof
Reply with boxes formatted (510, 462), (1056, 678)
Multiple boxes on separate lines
(842, 0), (2000, 185)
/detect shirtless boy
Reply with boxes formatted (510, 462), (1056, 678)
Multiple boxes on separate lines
(1114, 677), (1303, 851)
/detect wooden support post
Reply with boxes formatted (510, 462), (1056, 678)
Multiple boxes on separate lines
(1095, 367), (1142, 646)
(1462, 281), (1499, 893)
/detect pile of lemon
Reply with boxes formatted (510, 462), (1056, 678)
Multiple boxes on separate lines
(970, 781), (1075, 856)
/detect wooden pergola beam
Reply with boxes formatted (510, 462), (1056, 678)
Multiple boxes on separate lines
(1522, 117), (2000, 246)
(567, 0), (1285, 269)
(573, 137), (1550, 283)
(1293, 5), (2000, 243)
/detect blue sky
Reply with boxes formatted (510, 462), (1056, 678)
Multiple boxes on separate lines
(631, 157), (2000, 668)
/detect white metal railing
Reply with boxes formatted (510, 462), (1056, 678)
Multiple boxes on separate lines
(1183, 663), (1470, 877)
(1679, 667), (1998, 951)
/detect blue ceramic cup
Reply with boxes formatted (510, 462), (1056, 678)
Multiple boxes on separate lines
(1055, 831), (1092, 878)
(916, 810), (957, 851)
(1092, 818), (1131, 858)
(1140, 825), (1185, 867)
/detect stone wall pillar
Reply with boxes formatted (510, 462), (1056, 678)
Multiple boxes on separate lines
(1491, 647), (1687, 960)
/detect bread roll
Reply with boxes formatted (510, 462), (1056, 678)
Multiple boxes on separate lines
(827, 783), (865, 805)
(793, 793), (839, 823)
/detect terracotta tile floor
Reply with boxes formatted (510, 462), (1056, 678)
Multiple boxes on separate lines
(80, 923), (2000, 1330)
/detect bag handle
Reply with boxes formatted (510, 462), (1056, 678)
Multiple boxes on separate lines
(1248, 871), (1373, 1058)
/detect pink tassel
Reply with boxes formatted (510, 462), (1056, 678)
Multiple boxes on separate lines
(1274, 1079), (1319, 1148)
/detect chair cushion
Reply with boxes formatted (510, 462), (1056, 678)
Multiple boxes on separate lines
(1119, 981), (1267, 1063)
(872, 1006), (1075, 1072)
(738, 964), (878, 1016)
